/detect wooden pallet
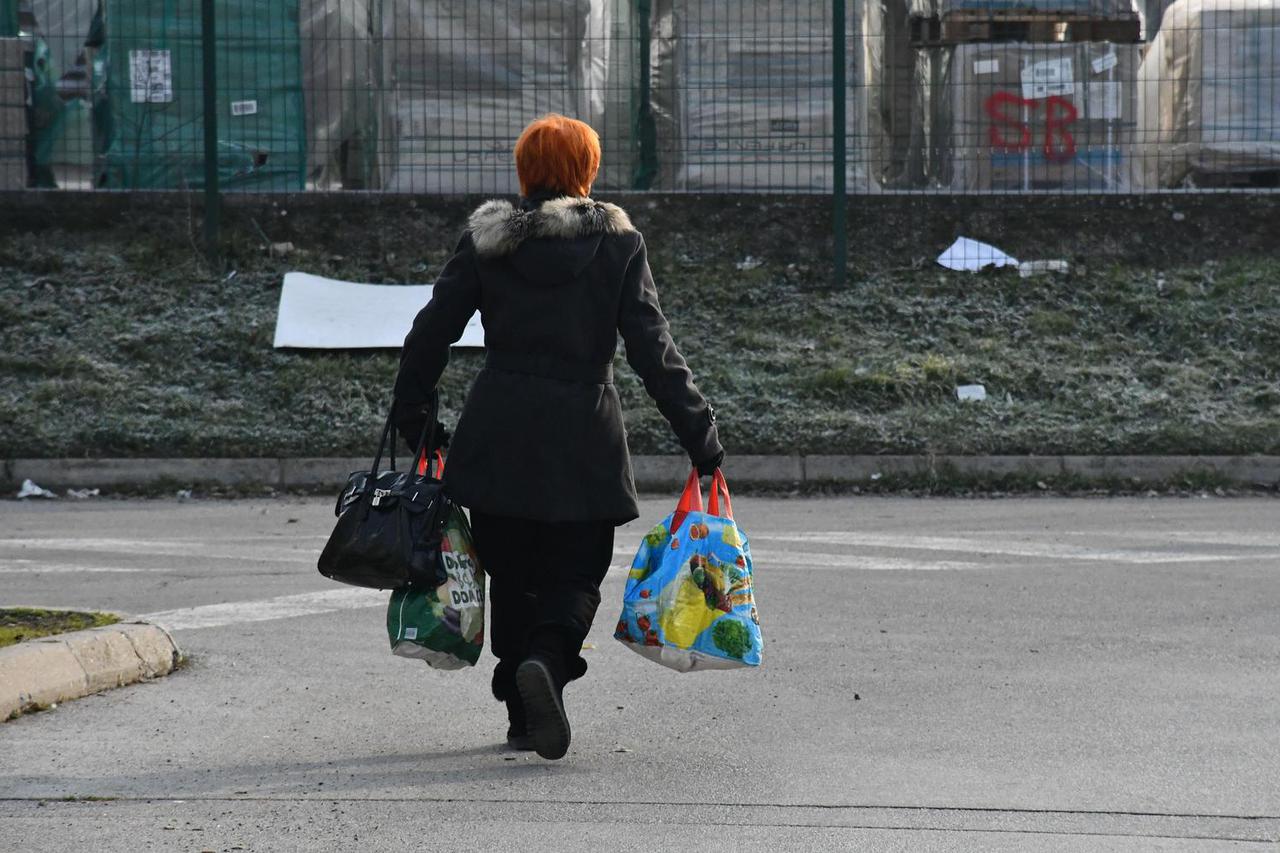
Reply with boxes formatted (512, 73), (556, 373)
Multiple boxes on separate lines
(910, 12), (1141, 45)
(1189, 169), (1280, 189)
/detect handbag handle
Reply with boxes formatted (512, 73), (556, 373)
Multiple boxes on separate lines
(368, 409), (397, 479)
(370, 393), (439, 479)
(670, 469), (704, 535)
(707, 469), (734, 520)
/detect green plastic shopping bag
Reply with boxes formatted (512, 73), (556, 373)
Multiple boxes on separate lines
(386, 504), (485, 669)
(615, 470), (762, 672)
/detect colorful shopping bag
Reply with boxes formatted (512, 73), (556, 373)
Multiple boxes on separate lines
(387, 505), (485, 669)
(615, 470), (762, 672)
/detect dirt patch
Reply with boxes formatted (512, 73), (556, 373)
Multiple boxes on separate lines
(0, 608), (120, 648)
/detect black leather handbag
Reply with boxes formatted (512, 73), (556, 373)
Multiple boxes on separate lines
(317, 396), (452, 590)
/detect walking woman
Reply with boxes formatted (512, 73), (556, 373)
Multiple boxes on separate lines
(392, 115), (723, 760)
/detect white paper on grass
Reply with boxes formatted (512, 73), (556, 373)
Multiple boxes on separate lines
(273, 272), (484, 349)
(937, 237), (1019, 272)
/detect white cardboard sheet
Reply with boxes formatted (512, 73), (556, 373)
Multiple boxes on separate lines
(273, 272), (484, 349)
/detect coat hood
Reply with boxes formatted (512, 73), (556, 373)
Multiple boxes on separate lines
(468, 196), (635, 257)
(467, 196), (635, 287)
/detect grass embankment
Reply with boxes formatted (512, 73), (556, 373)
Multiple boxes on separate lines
(1, 211), (1279, 460)
(0, 608), (119, 648)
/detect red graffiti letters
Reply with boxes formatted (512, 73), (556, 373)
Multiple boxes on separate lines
(985, 91), (1034, 149)
(983, 92), (1078, 162)
(1042, 96), (1079, 162)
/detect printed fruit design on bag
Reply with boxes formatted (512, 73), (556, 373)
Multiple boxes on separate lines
(711, 618), (753, 659)
(628, 522), (669, 581)
(615, 611), (662, 646)
(658, 571), (722, 649)
(690, 552), (754, 613)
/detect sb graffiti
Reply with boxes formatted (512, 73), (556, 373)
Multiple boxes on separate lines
(984, 91), (1078, 161)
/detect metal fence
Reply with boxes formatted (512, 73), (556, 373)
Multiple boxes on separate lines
(1, 0), (1278, 195)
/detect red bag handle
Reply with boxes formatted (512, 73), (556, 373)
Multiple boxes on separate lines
(707, 469), (733, 520)
(670, 469), (703, 534)
(416, 449), (446, 478)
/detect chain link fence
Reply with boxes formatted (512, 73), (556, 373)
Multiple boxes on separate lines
(0, 0), (1277, 194)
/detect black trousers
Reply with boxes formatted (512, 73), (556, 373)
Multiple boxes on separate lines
(469, 510), (615, 702)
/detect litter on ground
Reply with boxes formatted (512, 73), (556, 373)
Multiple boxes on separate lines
(937, 237), (1018, 272)
(16, 479), (58, 499)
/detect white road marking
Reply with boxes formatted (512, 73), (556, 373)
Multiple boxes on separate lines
(142, 588), (385, 631)
(0, 560), (152, 574)
(749, 532), (1280, 564)
(0, 538), (314, 564)
(748, 550), (985, 571)
(1116, 530), (1280, 549)
(965, 530), (1280, 549)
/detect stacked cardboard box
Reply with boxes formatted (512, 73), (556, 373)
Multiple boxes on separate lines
(0, 37), (25, 189)
(940, 41), (1138, 190)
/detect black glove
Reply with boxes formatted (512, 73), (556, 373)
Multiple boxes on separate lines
(695, 449), (725, 477)
(394, 399), (450, 452)
(430, 421), (451, 451)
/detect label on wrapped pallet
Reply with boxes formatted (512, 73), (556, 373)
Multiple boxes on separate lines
(1021, 58), (1074, 100)
(128, 50), (172, 104)
(1091, 51), (1119, 74)
(1087, 82), (1122, 120)
(973, 59), (1000, 75)
(230, 100), (258, 117)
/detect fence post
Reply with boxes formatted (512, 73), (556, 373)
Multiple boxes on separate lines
(200, 0), (220, 250)
(832, 0), (848, 288)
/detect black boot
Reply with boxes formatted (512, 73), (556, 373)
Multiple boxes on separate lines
(516, 655), (571, 760)
(505, 697), (536, 751)
(493, 660), (534, 751)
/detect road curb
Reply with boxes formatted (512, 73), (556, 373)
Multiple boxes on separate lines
(5, 455), (1280, 492)
(0, 620), (184, 721)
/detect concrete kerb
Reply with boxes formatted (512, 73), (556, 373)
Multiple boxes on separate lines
(0, 619), (184, 721)
(5, 455), (1280, 493)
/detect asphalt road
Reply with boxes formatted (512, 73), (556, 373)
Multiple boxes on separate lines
(1, 495), (1278, 852)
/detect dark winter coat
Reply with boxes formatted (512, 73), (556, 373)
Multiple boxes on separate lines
(393, 195), (722, 525)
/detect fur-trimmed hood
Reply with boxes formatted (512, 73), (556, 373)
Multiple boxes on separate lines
(467, 196), (635, 258)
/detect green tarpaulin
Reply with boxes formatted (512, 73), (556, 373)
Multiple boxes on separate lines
(99, 0), (304, 190)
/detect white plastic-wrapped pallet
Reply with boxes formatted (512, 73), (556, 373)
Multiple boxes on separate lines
(1135, 0), (1280, 188)
(381, 0), (634, 194)
(302, 0), (393, 189)
(650, 0), (872, 192)
(862, 0), (937, 188)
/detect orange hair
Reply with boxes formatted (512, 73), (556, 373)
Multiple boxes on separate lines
(514, 114), (601, 198)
